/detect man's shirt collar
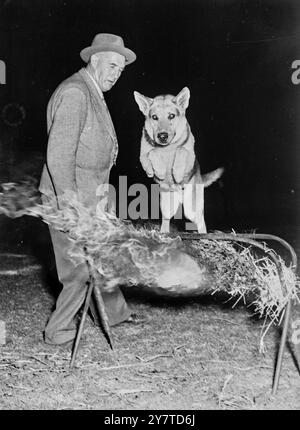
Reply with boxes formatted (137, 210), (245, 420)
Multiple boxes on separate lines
(85, 69), (104, 100)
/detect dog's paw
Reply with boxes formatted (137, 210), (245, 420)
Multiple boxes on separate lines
(154, 170), (166, 181)
(169, 183), (182, 191)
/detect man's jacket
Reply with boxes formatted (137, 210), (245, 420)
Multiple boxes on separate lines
(39, 68), (118, 209)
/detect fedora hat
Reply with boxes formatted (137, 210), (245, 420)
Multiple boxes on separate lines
(80, 33), (136, 65)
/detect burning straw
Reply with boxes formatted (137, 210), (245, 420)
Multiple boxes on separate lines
(186, 239), (299, 324)
(0, 180), (299, 339)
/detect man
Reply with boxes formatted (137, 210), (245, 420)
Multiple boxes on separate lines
(39, 33), (146, 346)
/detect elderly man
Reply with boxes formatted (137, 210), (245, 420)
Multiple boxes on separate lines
(39, 34), (145, 346)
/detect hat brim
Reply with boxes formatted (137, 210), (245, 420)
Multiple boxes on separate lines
(80, 44), (136, 65)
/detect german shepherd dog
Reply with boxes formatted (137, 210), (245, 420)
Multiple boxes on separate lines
(134, 87), (223, 233)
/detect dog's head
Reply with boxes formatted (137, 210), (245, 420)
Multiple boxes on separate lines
(134, 87), (190, 146)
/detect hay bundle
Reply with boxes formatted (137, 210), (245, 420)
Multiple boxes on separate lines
(186, 239), (299, 323)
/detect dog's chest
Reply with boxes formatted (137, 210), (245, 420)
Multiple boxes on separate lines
(151, 146), (179, 185)
(156, 146), (176, 166)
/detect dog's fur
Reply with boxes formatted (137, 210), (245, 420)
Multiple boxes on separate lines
(134, 87), (223, 233)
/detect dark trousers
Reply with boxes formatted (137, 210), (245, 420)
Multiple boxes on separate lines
(44, 226), (131, 345)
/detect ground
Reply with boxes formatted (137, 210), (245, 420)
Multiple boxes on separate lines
(0, 243), (299, 411)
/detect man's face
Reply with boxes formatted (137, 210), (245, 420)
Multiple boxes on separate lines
(92, 51), (125, 92)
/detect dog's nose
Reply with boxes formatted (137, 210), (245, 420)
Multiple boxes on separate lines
(157, 132), (168, 143)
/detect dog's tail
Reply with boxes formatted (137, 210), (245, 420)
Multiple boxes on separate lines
(202, 167), (224, 187)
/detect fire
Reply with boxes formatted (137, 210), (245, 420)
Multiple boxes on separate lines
(0, 180), (298, 324)
(0, 180), (41, 218)
(0, 181), (213, 295)
(1, 180), (299, 351)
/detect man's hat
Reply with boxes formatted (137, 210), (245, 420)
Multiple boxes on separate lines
(80, 33), (136, 65)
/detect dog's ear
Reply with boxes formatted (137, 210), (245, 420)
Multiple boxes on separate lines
(174, 87), (190, 110)
(134, 91), (153, 115)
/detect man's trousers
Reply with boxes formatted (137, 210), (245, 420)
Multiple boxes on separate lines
(44, 225), (131, 345)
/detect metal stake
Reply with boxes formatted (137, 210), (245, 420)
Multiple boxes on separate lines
(90, 266), (114, 350)
(70, 277), (94, 368)
(272, 298), (292, 395)
(70, 259), (114, 368)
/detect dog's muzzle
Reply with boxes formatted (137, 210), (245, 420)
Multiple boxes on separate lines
(157, 132), (169, 144)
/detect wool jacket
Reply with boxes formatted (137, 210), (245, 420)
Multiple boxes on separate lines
(39, 68), (118, 209)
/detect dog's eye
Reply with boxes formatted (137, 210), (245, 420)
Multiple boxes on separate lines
(168, 114), (175, 120)
(151, 114), (158, 121)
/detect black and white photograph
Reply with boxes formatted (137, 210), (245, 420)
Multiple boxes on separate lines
(0, 0), (299, 411)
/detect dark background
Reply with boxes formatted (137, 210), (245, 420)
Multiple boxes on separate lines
(0, 0), (299, 251)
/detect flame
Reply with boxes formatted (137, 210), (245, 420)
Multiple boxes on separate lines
(0, 179), (41, 218)
(0, 182), (213, 295)
(0, 180), (298, 318)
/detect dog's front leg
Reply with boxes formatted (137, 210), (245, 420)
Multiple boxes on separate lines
(140, 136), (155, 178)
(148, 150), (167, 181)
(140, 153), (154, 178)
(172, 147), (195, 184)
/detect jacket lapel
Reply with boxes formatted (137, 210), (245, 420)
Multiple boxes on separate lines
(78, 68), (117, 143)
